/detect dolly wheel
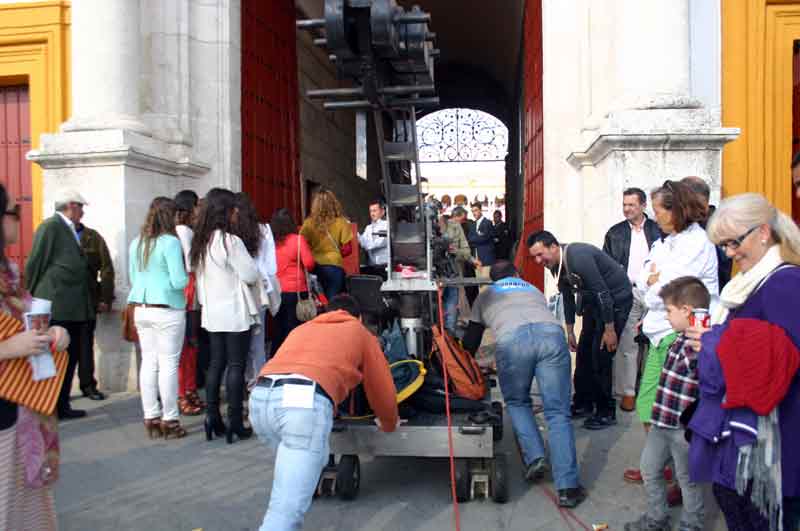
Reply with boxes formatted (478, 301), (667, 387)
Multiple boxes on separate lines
(453, 458), (471, 502)
(491, 454), (509, 503)
(337, 455), (361, 501)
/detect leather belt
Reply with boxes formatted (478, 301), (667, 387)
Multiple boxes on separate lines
(131, 303), (170, 309)
(256, 377), (333, 405)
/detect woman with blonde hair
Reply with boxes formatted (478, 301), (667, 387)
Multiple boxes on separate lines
(686, 193), (800, 530)
(300, 190), (352, 301)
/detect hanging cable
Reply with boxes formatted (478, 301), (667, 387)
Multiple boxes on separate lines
(437, 284), (461, 531)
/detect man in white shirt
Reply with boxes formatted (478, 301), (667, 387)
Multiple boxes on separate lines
(602, 188), (662, 412)
(358, 200), (388, 278)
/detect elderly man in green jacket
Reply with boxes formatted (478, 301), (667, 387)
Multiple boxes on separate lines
(25, 190), (94, 419)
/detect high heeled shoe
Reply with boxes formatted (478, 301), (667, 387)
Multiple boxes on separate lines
(225, 423), (253, 444)
(144, 418), (162, 439)
(160, 419), (187, 440)
(204, 415), (226, 442)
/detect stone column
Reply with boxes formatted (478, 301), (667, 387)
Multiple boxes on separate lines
(141, 0), (193, 146)
(614, 0), (692, 109)
(62, 0), (148, 133)
(565, 0), (738, 245)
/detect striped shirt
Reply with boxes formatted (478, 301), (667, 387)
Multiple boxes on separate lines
(651, 334), (699, 429)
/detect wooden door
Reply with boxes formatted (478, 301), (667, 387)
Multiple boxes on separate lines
(0, 85), (33, 271)
(516, 0), (545, 289)
(241, 0), (301, 223)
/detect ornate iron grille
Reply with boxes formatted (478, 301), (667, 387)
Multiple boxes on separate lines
(417, 108), (508, 162)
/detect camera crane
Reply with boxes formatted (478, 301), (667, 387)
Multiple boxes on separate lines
(297, 1), (506, 504)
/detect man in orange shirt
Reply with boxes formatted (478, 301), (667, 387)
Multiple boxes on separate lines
(249, 294), (399, 531)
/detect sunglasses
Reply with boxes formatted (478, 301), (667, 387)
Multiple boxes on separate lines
(718, 225), (759, 252)
(4, 204), (20, 220)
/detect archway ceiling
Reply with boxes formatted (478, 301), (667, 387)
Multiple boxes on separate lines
(398, 0), (524, 103)
(295, 1), (525, 105)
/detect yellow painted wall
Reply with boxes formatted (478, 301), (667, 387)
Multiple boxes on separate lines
(722, 0), (800, 213)
(0, 1), (70, 226)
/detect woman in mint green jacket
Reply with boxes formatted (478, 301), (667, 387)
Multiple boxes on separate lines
(128, 197), (188, 440)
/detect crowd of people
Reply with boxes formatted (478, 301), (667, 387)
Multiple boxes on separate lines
(525, 179), (800, 531)
(0, 173), (798, 531)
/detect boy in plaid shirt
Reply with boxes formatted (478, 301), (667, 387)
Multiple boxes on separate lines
(625, 277), (709, 531)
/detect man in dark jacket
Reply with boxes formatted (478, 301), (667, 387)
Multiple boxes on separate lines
(468, 203), (496, 301)
(681, 176), (733, 289)
(468, 203), (496, 268)
(25, 190), (94, 419)
(528, 231), (633, 430)
(77, 213), (114, 401)
(603, 188), (661, 411)
(492, 210), (514, 260)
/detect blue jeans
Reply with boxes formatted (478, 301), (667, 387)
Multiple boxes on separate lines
(443, 286), (459, 335)
(249, 384), (334, 531)
(315, 264), (345, 301)
(495, 322), (579, 490)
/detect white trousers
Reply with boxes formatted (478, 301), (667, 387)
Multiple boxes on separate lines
(135, 306), (186, 421)
(613, 288), (646, 397)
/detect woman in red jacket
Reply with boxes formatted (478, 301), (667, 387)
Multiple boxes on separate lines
(270, 208), (315, 357)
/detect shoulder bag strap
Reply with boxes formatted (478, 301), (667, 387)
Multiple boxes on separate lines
(749, 262), (794, 300)
(325, 227), (340, 251)
(297, 235), (311, 300)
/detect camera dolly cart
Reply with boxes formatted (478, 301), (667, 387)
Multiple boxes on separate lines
(319, 275), (507, 503)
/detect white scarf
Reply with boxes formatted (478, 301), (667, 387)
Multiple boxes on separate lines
(711, 245), (784, 325)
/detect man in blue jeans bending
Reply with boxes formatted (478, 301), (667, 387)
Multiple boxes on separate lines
(249, 295), (399, 530)
(463, 260), (586, 508)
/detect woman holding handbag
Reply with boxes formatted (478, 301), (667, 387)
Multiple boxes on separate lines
(128, 197), (189, 440)
(300, 190), (352, 301)
(0, 183), (69, 530)
(270, 208), (315, 357)
(191, 188), (260, 444)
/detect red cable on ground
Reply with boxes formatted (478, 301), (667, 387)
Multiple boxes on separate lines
(437, 286), (461, 531)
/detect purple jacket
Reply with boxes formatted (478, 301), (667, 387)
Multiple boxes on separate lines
(688, 266), (800, 496)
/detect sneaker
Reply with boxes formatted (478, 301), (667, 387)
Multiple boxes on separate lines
(524, 457), (548, 482)
(624, 467), (673, 484)
(583, 414), (617, 430)
(624, 515), (671, 531)
(620, 395), (636, 411)
(557, 486), (587, 508)
(623, 468), (644, 484)
(667, 483), (683, 507)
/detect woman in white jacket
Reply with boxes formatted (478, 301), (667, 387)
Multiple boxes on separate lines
(191, 188), (260, 444)
(625, 179), (719, 483)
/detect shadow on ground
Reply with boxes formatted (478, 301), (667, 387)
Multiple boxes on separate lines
(55, 392), (724, 531)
